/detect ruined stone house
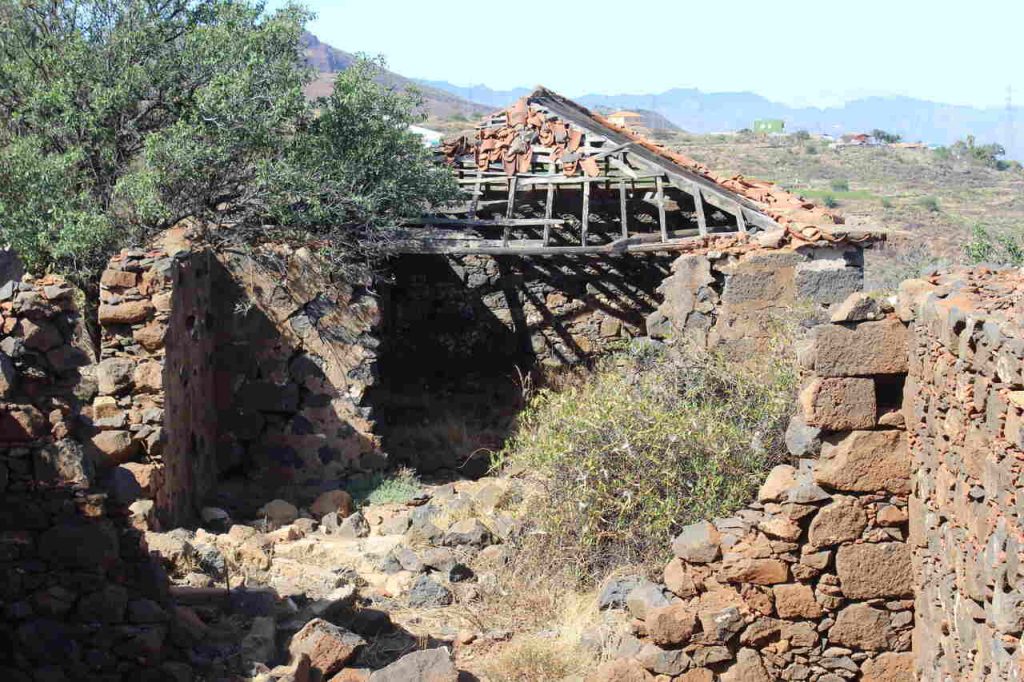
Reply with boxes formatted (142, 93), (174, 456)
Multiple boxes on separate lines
(0, 88), (1021, 679)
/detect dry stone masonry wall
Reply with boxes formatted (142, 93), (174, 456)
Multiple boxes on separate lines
(646, 235), (865, 353)
(381, 252), (673, 369)
(0, 274), (188, 680)
(96, 240), (384, 528)
(901, 268), (1024, 679)
(594, 293), (915, 681)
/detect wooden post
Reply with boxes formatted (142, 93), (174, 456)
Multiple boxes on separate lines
(469, 169), (482, 219)
(692, 182), (707, 236)
(656, 176), (667, 242)
(503, 176), (517, 247)
(619, 180), (628, 239)
(735, 203), (747, 233)
(581, 179), (591, 246)
(543, 184), (555, 246)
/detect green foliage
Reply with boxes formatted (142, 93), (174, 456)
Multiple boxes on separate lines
(934, 135), (1007, 169)
(0, 0), (457, 279)
(881, 197), (893, 209)
(791, 130), (811, 142)
(871, 129), (902, 144)
(823, 194), (839, 208)
(804, 143), (818, 155)
(830, 178), (850, 192)
(497, 343), (796, 577)
(0, 137), (114, 273)
(346, 467), (422, 506)
(917, 196), (940, 212)
(964, 224), (1024, 266)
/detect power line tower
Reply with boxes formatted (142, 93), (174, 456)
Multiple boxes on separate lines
(1006, 85), (1015, 157)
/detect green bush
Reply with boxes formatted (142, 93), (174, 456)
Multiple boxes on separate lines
(830, 179), (850, 192)
(871, 129), (902, 144)
(496, 343), (797, 578)
(917, 196), (940, 212)
(345, 467), (422, 506)
(0, 1), (457, 280)
(964, 224), (1024, 266)
(823, 194), (839, 208)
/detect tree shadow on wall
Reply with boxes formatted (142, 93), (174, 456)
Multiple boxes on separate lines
(367, 254), (532, 478)
(161, 251), (382, 523)
(366, 252), (673, 478)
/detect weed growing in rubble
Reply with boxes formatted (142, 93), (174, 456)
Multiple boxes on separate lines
(346, 467), (422, 506)
(496, 341), (796, 579)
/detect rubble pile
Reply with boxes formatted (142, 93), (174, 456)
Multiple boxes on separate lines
(139, 475), (522, 680)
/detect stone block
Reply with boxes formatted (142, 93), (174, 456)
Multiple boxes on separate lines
(288, 618), (365, 678)
(829, 603), (892, 650)
(98, 300), (154, 325)
(96, 357), (134, 395)
(785, 414), (822, 457)
(722, 269), (790, 305)
(836, 542), (912, 599)
(800, 377), (876, 430)
(814, 318), (909, 376)
(89, 430), (138, 465)
(100, 269), (138, 288)
(646, 602), (698, 646)
(758, 465), (798, 503)
(830, 293), (883, 323)
(794, 263), (863, 305)
(815, 430), (909, 495)
(719, 557), (789, 585)
(807, 497), (867, 547)
(861, 652), (915, 681)
(671, 520), (721, 563)
(625, 580), (669, 619)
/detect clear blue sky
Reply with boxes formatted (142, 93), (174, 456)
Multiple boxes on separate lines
(271, 0), (1023, 109)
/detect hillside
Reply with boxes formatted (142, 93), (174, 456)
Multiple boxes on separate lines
(301, 33), (488, 127)
(661, 131), (1024, 288)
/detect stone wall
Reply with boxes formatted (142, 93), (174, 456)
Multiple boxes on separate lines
(209, 246), (382, 509)
(646, 237), (865, 352)
(93, 241), (382, 528)
(381, 252), (673, 369)
(901, 269), (1024, 679)
(371, 252), (673, 472)
(0, 274), (186, 680)
(594, 294), (915, 681)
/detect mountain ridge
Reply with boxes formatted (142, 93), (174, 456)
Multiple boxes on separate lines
(417, 79), (1022, 158)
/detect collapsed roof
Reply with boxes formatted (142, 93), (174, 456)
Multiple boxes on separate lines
(400, 87), (880, 255)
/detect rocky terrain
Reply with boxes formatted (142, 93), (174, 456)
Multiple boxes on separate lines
(138, 472), (611, 681)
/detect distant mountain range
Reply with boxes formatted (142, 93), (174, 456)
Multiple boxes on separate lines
(300, 32), (1021, 160)
(417, 80), (1023, 160)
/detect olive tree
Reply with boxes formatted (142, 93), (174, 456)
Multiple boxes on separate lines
(0, 0), (456, 278)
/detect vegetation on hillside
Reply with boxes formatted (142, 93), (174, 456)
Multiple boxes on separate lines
(0, 0), (457, 280)
(497, 341), (796, 580)
(965, 225), (1024, 266)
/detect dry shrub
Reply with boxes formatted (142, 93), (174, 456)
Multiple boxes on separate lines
(480, 636), (581, 682)
(496, 341), (797, 581)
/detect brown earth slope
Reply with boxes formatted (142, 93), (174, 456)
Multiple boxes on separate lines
(664, 132), (1024, 289)
(302, 32), (487, 130)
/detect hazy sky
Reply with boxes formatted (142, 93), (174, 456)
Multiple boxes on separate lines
(271, 0), (1023, 109)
